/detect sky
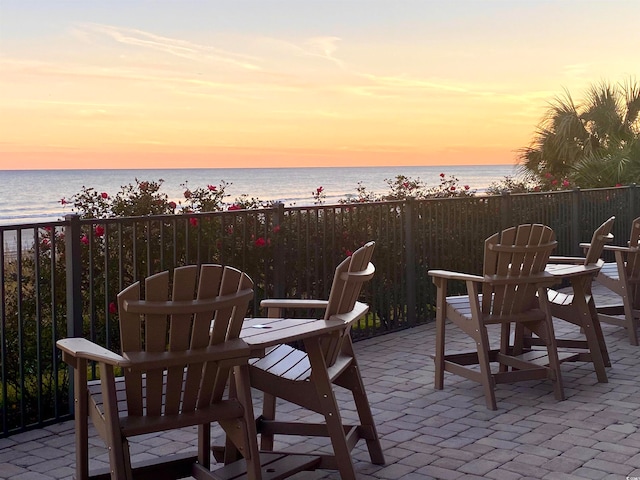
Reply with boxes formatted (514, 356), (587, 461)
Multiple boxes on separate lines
(0, 0), (638, 170)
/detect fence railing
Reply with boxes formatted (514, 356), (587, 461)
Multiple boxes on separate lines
(1, 185), (638, 437)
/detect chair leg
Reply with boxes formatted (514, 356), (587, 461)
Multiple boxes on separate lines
(572, 277), (608, 382)
(624, 291), (639, 346)
(533, 296), (565, 402)
(475, 326), (497, 411)
(334, 342), (384, 465)
(74, 360), (89, 480)
(306, 339), (358, 480)
(542, 319), (565, 402)
(587, 295), (611, 367)
(499, 323), (512, 373)
(233, 364), (262, 480)
(259, 393), (277, 451)
(198, 424), (211, 469)
(434, 283), (447, 390)
(101, 364), (132, 479)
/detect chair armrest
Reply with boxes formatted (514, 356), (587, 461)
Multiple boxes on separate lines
(546, 261), (603, 278)
(328, 301), (369, 324)
(549, 255), (587, 264)
(602, 244), (640, 253)
(260, 299), (329, 310)
(57, 338), (129, 367)
(484, 271), (558, 285)
(428, 269), (484, 283)
(339, 262), (375, 283)
(123, 338), (251, 371)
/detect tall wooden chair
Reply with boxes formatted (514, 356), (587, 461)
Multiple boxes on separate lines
(595, 216), (640, 345)
(527, 216), (615, 382)
(248, 241), (384, 480)
(57, 264), (262, 480)
(429, 224), (561, 410)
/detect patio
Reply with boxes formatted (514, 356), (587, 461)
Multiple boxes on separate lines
(2, 284), (640, 480)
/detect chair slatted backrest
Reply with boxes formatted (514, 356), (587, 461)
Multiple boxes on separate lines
(117, 264), (253, 417)
(584, 217), (615, 266)
(482, 224), (557, 317)
(626, 217), (640, 306)
(321, 241), (376, 366)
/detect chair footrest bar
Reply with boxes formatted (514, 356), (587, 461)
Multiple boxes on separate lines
(209, 452), (322, 480)
(87, 452), (197, 480)
(432, 348), (581, 370)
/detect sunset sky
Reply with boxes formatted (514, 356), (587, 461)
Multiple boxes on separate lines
(1, 0), (638, 170)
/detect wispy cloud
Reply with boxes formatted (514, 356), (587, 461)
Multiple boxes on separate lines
(302, 36), (345, 67)
(75, 23), (263, 71)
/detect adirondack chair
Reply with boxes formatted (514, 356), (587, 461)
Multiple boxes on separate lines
(594, 216), (640, 345)
(429, 224), (562, 410)
(56, 264), (262, 480)
(247, 241), (384, 480)
(521, 217), (615, 382)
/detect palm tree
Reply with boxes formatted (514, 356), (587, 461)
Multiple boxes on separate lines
(519, 78), (640, 188)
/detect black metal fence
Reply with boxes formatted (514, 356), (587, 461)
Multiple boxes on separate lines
(1, 186), (639, 437)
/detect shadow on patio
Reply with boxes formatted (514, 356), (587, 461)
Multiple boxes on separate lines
(1, 284), (640, 480)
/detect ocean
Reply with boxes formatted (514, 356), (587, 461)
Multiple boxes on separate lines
(0, 165), (518, 226)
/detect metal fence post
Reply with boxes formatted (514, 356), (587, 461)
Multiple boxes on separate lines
(65, 214), (83, 338)
(272, 202), (285, 299)
(571, 188), (581, 256)
(500, 190), (512, 230)
(404, 198), (416, 327)
(631, 183), (638, 215)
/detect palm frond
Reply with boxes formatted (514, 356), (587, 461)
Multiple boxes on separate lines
(621, 77), (640, 134)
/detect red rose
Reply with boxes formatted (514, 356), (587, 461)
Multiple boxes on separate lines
(95, 225), (105, 237)
(101, 192), (108, 199)
(108, 302), (117, 314)
(189, 217), (198, 227)
(255, 237), (266, 247)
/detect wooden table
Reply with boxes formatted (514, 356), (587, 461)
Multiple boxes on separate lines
(240, 317), (346, 354)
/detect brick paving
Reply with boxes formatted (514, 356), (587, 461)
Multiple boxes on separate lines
(2, 284), (640, 479)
